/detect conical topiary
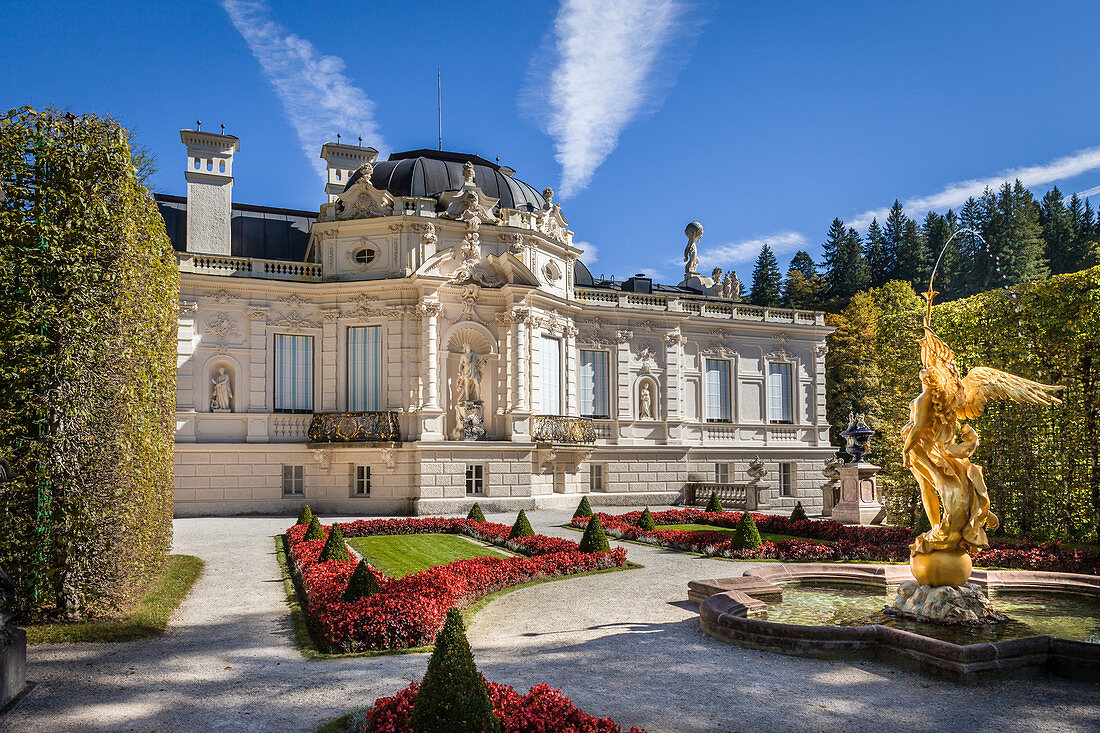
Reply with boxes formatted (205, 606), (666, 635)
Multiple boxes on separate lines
(508, 510), (535, 540)
(295, 504), (313, 526)
(705, 490), (724, 513)
(319, 523), (351, 562)
(304, 516), (325, 541)
(579, 515), (611, 553)
(573, 496), (594, 519)
(731, 512), (763, 550)
(638, 507), (657, 531)
(467, 502), (486, 522)
(408, 608), (501, 733)
(790, 501), (808, 522)
(342, 559), (381, 601)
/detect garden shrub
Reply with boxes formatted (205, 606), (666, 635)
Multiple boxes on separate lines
(296, 505), (313, 526)
(508, 510), (534, 540)
(579, 515), (611, 553)
(342, 559), (381, 601)
(790, 502), (808, 522)
(914, 509), (932, 536)
(319, 524), (351, 562)
(408, 608), (501, 733)
(573, 496), (594, 519)
(467, 503), (486, 523)
(731, 512), (763, 550)
(0, 107), (177, 619)
(304, 516), (325, 542)
(705, 491), (723, 513)
(638, 507), (657, 531)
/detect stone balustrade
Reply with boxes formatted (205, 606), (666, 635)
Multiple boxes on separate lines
(574, 288), (825, 325)
(683, 481), (764, 510)
(178, 253), (322, 281)
(531, 415), (597, 444)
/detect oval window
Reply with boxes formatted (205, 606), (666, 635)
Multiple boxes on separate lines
(353, 247), (376, 265)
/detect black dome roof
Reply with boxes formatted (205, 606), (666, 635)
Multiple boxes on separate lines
(345, 149), (548, 212)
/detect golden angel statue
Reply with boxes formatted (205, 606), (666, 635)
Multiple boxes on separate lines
(902, 289), (1062, 586)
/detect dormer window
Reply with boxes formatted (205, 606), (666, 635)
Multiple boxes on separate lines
(353, 247), (377, 266)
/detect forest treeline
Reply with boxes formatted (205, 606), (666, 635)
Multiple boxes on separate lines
(746, 180), (1100, 312)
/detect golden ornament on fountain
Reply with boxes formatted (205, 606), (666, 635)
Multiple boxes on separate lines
(902, 286), (1063, 587)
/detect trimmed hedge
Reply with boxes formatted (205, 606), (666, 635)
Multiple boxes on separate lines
(573, 496), (594, 519)
(508, 510), (534, 540)
(731, 512), (763, 550)
(579, 515), (611, 553)
(296, 505), (313, 526)
(304, 516), (325, 541)
(705, 491), (723, 513)
(408, 608), (501, 733)
(0, 107), (178, 618)
(319, 524), (351, 562)
(467, 503), (486, 523)
(790, 502), (808, 522)
(638, 507), (657, 531)
(342, 559), (381, 601)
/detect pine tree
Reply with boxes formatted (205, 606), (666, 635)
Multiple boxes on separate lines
(467, 503), (486, 522)
(820, 223), (870, 312)
(1041, 187), (1075, 275)
(992, 180), (1048, 284)
(864, 218), (890, 288)
(408, 609), (501, 733)
(749, 243), (783, 307)
(956, 196), (990, 296)
(508, 510), (534, 539)
(788, 250), (817, 281)
(319, 523), (351, 562)
(923, 211), (958, 297)
(882, 201), (908, 282)
(895, 218), (929, 291)
(342, 559), (382, 601)
(782, 249), (825, 310)
(578, 514), (611, 552)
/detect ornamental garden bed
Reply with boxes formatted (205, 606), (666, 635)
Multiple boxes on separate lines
(570, 508), (1100, 575)
(283, 514), (630, 654)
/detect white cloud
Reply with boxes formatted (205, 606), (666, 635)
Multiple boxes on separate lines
(700, 231), (809, 272)
(1070, 183), (1100, 200)
(575, 241), (598, 266)
(221, 1), (385, 182)
(848, 145), (1100, 229)
(531, 0), (691, 198)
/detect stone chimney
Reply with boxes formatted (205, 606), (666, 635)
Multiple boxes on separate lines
(180, 129), (239, 255)
(320, 142), (378, 203)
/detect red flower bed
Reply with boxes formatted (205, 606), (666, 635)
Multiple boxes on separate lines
(359, 680), (645, 733)
(572, 509), (1100, 575)
(285, 518), (628, 653)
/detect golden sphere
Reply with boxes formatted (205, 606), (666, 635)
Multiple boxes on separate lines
(910, 549), (972, 587)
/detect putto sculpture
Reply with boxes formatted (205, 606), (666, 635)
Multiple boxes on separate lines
(902, 286), (1063, 588)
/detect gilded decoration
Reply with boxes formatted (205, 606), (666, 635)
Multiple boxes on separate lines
(531, 415), (596, 444)
(307, 412), (401, 443)
(902, 288), (1063, 585)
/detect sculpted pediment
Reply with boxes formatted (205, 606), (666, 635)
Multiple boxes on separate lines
(321, 162), (394, 221)
(416, 248), (539, 288)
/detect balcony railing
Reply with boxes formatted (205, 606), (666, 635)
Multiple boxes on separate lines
(178, 253), (322, 281)
(306, 412), (401, 444)
(532, 415), (596, 444)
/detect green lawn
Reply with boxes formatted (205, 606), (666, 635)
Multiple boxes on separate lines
(345, 533), (512, 578)
(653, 523), (827, 544)
(25, 554), (204, 644)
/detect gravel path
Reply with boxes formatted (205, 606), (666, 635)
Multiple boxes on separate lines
(5, 509), (1099, 732)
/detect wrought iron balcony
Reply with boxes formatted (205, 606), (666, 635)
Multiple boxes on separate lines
(307, 412), (401, 444)
(531, 415), (596, 444)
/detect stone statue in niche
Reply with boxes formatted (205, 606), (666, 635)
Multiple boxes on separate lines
(639, 382), (654, 420)
(211, 367), (233, 412)
(452, 344), (486, 441)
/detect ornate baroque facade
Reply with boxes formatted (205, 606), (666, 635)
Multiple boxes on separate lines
(163, 131), (835, 515)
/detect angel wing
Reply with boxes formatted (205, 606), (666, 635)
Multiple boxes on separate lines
(919, 326), (956, 371)
(957, 366), (1064, 420)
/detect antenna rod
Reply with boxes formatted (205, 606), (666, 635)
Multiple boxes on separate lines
(437, 69), (443, 151)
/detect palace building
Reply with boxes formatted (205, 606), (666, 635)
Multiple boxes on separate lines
(161, 130), (835, 516)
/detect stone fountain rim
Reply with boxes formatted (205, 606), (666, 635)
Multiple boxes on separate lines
(689, 562), (1100, 682)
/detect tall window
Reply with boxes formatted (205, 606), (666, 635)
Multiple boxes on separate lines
(589, 463), (604, 492)
(579, 350), (610, 418)
(274, 334), (313, 412)
(353, 465), (371, 496)
(705, 359), (731, 422)
(282, 465), (304, 495)
(768, 362), (794, 423)
(714, 462), (730, 483)
(347, 326), (382, 411)
(465, 464), (484, 495)
(779, 463), (793, 497)
(541, 336), (561, 414)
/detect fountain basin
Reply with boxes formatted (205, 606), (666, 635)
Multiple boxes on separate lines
(689, 563), (1099, 682)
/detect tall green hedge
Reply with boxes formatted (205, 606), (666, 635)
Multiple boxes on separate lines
(0, 107), (178, 618)
(826, 270), (1100, 540)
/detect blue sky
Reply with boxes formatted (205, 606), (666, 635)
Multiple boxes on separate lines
(5, 1), (1099, 284)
